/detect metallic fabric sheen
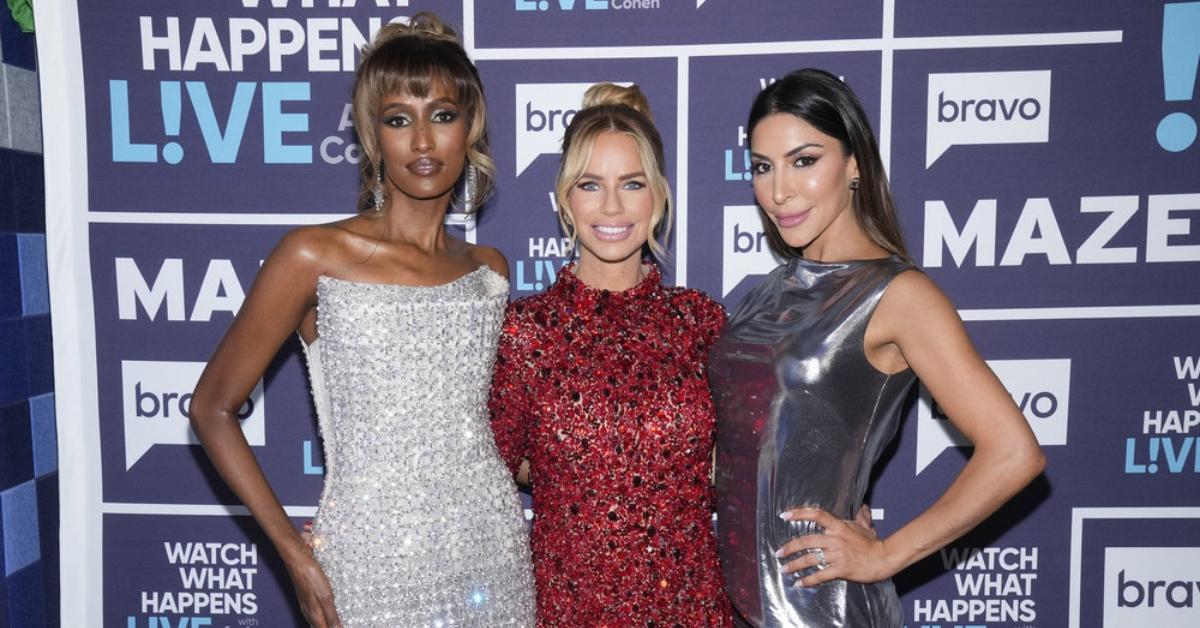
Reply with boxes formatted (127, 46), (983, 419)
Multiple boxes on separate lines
(709, 257), (916, 627)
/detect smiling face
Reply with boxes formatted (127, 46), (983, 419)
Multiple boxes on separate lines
(376, 80), (469, 207)
(749, 112), (860, 252)
(566, 131), (656, 271)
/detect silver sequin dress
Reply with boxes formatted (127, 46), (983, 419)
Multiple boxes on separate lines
(300, 266), (535, 627)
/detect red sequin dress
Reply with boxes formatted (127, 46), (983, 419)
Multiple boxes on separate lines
(489, 263), (734, 627)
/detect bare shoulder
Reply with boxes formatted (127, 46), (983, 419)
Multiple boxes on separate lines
(872, 268), (963, 341)
(269, 224), (339, 269)
(466, 243), (510, 279)
(268, 225), (332, 269)
(880, 269), (954, 315)
(273, 217), (387, 268)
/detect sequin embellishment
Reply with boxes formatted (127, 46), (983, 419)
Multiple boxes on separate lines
(302, 266), (535, 626)
(489, 263), (733, 627)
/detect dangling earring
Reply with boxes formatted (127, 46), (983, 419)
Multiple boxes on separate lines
(849, 177), (860, 191)
(461, 162), (478, 213)
(372, 161), (386, 211)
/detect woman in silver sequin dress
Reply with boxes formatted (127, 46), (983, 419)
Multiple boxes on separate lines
(707, 69), (1045, 627)
(189, 15), (535, 627)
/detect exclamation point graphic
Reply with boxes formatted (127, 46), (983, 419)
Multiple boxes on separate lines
(1147, 437), (1160, 474)
(1157, 2), (1200, 152)
(160, 82), (184, 164)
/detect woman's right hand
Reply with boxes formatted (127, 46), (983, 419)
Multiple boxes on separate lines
(285, 548), (342, 628)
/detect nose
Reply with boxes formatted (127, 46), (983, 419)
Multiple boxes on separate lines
(411, 122), (433, 154)
(601, 185), (622, 215)
(771, 169), (793, 207)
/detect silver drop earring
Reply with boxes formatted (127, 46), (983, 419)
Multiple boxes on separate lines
(462, 162), (478, 213)
(373, 162), (386, 211)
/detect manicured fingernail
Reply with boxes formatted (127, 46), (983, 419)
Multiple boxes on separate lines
(779, 511), (791, 521)
(774, 547), (784, 557)
(793, 580), (807, 589)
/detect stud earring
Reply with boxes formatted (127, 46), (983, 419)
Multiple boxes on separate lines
(849, 177), (860, 191)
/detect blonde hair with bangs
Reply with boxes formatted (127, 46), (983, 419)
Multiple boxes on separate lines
(554, 83), (673, 261)
(352, 13), (494, 212)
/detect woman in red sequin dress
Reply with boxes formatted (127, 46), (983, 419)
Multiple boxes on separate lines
(488, 84), (734, 627)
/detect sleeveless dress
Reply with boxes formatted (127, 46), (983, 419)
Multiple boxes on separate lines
(708, 256), (916, 628)
(300, 266), (535, 627)
(488, 263), (734, 626)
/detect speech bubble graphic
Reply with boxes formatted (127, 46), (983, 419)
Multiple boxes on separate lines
(916, 358), (1069, 474)
(1104, 547), (1200, 628)
(122, 360), (265, 470)
(722, 205), (782, 296)
(926, 70), (1052, 167)
(514, 82), (630, 176)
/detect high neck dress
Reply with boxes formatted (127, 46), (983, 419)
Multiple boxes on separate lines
(301, 266), (535, 627)
(708, 256), (916, 628)
(489, 263), (734, 627)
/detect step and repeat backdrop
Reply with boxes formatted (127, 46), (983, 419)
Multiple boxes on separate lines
(37, 0), (1199, 626)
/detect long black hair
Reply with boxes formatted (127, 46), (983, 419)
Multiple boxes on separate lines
(747, 68), (909, 261)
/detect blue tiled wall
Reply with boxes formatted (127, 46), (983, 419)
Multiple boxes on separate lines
(1, 6), (57, 627)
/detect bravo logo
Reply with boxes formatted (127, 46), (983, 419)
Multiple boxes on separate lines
(916, 358), (1069, 474)
(722, 205), (781, 297)
(122, 360), (264, 470)
(515, 82), (629, 176)
(1104, 547), (1200, 627)
(926, 70), (1052, 167)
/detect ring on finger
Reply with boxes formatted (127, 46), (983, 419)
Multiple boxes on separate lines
(814, 548), (829, 570)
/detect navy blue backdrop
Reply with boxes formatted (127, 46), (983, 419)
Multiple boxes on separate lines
(35, 1), (1200, 626)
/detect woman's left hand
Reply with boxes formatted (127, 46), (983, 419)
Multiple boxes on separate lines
(776, 506), (897, 587)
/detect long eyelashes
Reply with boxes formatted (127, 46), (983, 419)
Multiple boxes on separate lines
(575, 180), (648, 191)
(750, 155), (819, 176)
(384, 115), (411, 128)
(382, 109), (460, 128)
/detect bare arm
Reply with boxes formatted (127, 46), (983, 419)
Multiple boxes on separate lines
(189, 228), (342, 627)
(780, 271), (1045, 585)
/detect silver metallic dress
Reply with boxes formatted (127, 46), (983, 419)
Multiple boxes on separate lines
(300, 266), (535, 627)
(709, 256), (915, 628)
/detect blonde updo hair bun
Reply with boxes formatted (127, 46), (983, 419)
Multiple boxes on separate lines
(352, 12), (495, 213)
(581, 83), (654, 123)
(555, 82), (673, 260)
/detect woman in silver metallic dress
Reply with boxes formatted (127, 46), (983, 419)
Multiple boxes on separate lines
(188, 15), (534, 627)
(708, 69), (1045, 627)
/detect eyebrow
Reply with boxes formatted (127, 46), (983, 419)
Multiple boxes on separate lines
(579, 171), (647, 181)
(749, 143), (824, 161)
(380, 97), (460, 113)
